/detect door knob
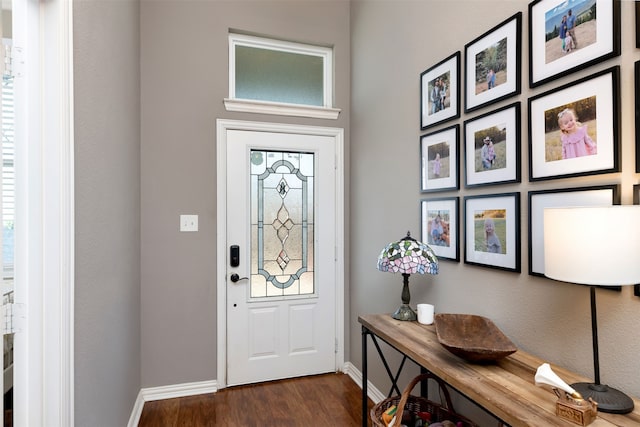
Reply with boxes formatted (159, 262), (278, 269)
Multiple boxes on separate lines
(230, 273), (248, 283)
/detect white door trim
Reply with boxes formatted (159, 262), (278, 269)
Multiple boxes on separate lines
(13, 0), (74, 425)
(216, 119), (344, 389)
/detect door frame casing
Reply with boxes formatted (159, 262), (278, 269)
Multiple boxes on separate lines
(215, 119), (345, 389)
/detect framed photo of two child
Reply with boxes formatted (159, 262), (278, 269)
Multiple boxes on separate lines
(420, 52), (461, 130)
(528, 0), (621, 88)
(528, 66), (619, 181)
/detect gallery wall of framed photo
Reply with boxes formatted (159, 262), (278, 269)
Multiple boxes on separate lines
(419, 0), (639, 285)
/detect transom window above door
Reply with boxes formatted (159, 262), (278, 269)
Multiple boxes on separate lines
(224, 33), (340, 119)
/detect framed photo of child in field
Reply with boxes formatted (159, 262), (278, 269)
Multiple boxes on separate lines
(421, 197), (459, 262)
(420, 52), (461, 130)
(528, 66), (619, 181)
(464, 12), (522, 113)
(464, 193), (520, 272)
(463, 102), (521, 188)
(529, 0), (620, 88)
(420, 125), (459, 192)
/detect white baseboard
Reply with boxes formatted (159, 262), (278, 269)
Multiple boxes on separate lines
(128, 365), (382, 426)
(141, 379), (218, 401)
(127, 391), (145, 427)
(342, 361), (385, 404)
(127, 379), (218, 427)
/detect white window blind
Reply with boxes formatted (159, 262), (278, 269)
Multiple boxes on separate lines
(2, 38), (14, 281)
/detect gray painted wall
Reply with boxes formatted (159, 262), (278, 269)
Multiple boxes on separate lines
(140, 0), (350, 387)
(74, 1), (141, 425)
(350, 0), (640, 420)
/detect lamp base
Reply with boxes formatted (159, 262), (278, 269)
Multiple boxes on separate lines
(391, 304), (417, 321)
(571, 382), (635, 414)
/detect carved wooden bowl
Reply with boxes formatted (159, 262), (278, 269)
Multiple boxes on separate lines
(434, 313), (517, 363)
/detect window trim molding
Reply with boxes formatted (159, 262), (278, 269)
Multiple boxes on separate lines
(227, 33), (340, 119)
(223, 98), (340, 120)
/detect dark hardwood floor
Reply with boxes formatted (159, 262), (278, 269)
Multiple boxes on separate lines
(138, 372), (374, 426)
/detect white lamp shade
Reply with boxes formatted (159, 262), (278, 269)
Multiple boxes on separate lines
(543, 206), (640, 286)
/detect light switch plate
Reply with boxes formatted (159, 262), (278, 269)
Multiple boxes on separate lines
(180, 214), (198, 232)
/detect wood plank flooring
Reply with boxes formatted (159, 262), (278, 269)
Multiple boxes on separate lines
(138, 372), (374, 426)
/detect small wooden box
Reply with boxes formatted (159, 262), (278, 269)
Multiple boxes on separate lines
(556, 398), (597, 426)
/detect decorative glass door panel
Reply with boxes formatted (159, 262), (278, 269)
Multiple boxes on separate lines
(250, 150), (314, 298)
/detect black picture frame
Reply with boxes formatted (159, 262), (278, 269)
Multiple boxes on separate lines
(636, 61), (640, 173)
(528, 185), (619, 277)
(420, 124), (459, 193)
(636, 1), (640, 49)
(420, 52), (461, 130)
(464, 192), (520, 273)
(529, 0), (621, 88)
(464, 12), (522, 113)
(421, 197), (460, 262)
(464, 102), (521, 188)
(634, 184), (640, 297)
(528, 66), (619, 182)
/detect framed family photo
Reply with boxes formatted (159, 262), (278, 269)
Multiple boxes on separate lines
(464, 12), (522, 113)
(464, 192), (520, 272)
(529, 0), (621, 88)
(464, 102), (521, 188)
(421, 197), (459, 262)
(528, 66), (619, 181)
(528, 185), (619, 277)
(421, 125), (459, 192)
(421, 52), (461, 130)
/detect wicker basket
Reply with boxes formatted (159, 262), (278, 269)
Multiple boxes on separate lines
(370, 373), (478, 427)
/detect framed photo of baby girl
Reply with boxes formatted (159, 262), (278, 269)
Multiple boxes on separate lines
(420, 124), (459, 193)
(464, 192), (520, 273)
(528, 0), (621, 88)
(528, 66), (619, 181)
(421, 197), (459, 262)
(420, 52), (461, 130)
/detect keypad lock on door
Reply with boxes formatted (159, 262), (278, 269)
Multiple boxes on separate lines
(230, 245), (240, 267)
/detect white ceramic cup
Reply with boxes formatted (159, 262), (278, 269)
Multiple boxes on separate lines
(417, 303), (435, 325)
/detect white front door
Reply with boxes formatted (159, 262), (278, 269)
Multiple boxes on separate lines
(218, 120), (343, 387)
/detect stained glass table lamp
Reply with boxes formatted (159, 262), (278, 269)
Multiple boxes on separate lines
(377, 231), (439, 321)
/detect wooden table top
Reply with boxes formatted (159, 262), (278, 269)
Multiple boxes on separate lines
(359, 313), (640, 427)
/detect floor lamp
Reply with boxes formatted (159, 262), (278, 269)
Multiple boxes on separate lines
(544, 206), (640, 414)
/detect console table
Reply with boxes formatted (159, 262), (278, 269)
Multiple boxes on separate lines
(360, 313), (640, 427)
